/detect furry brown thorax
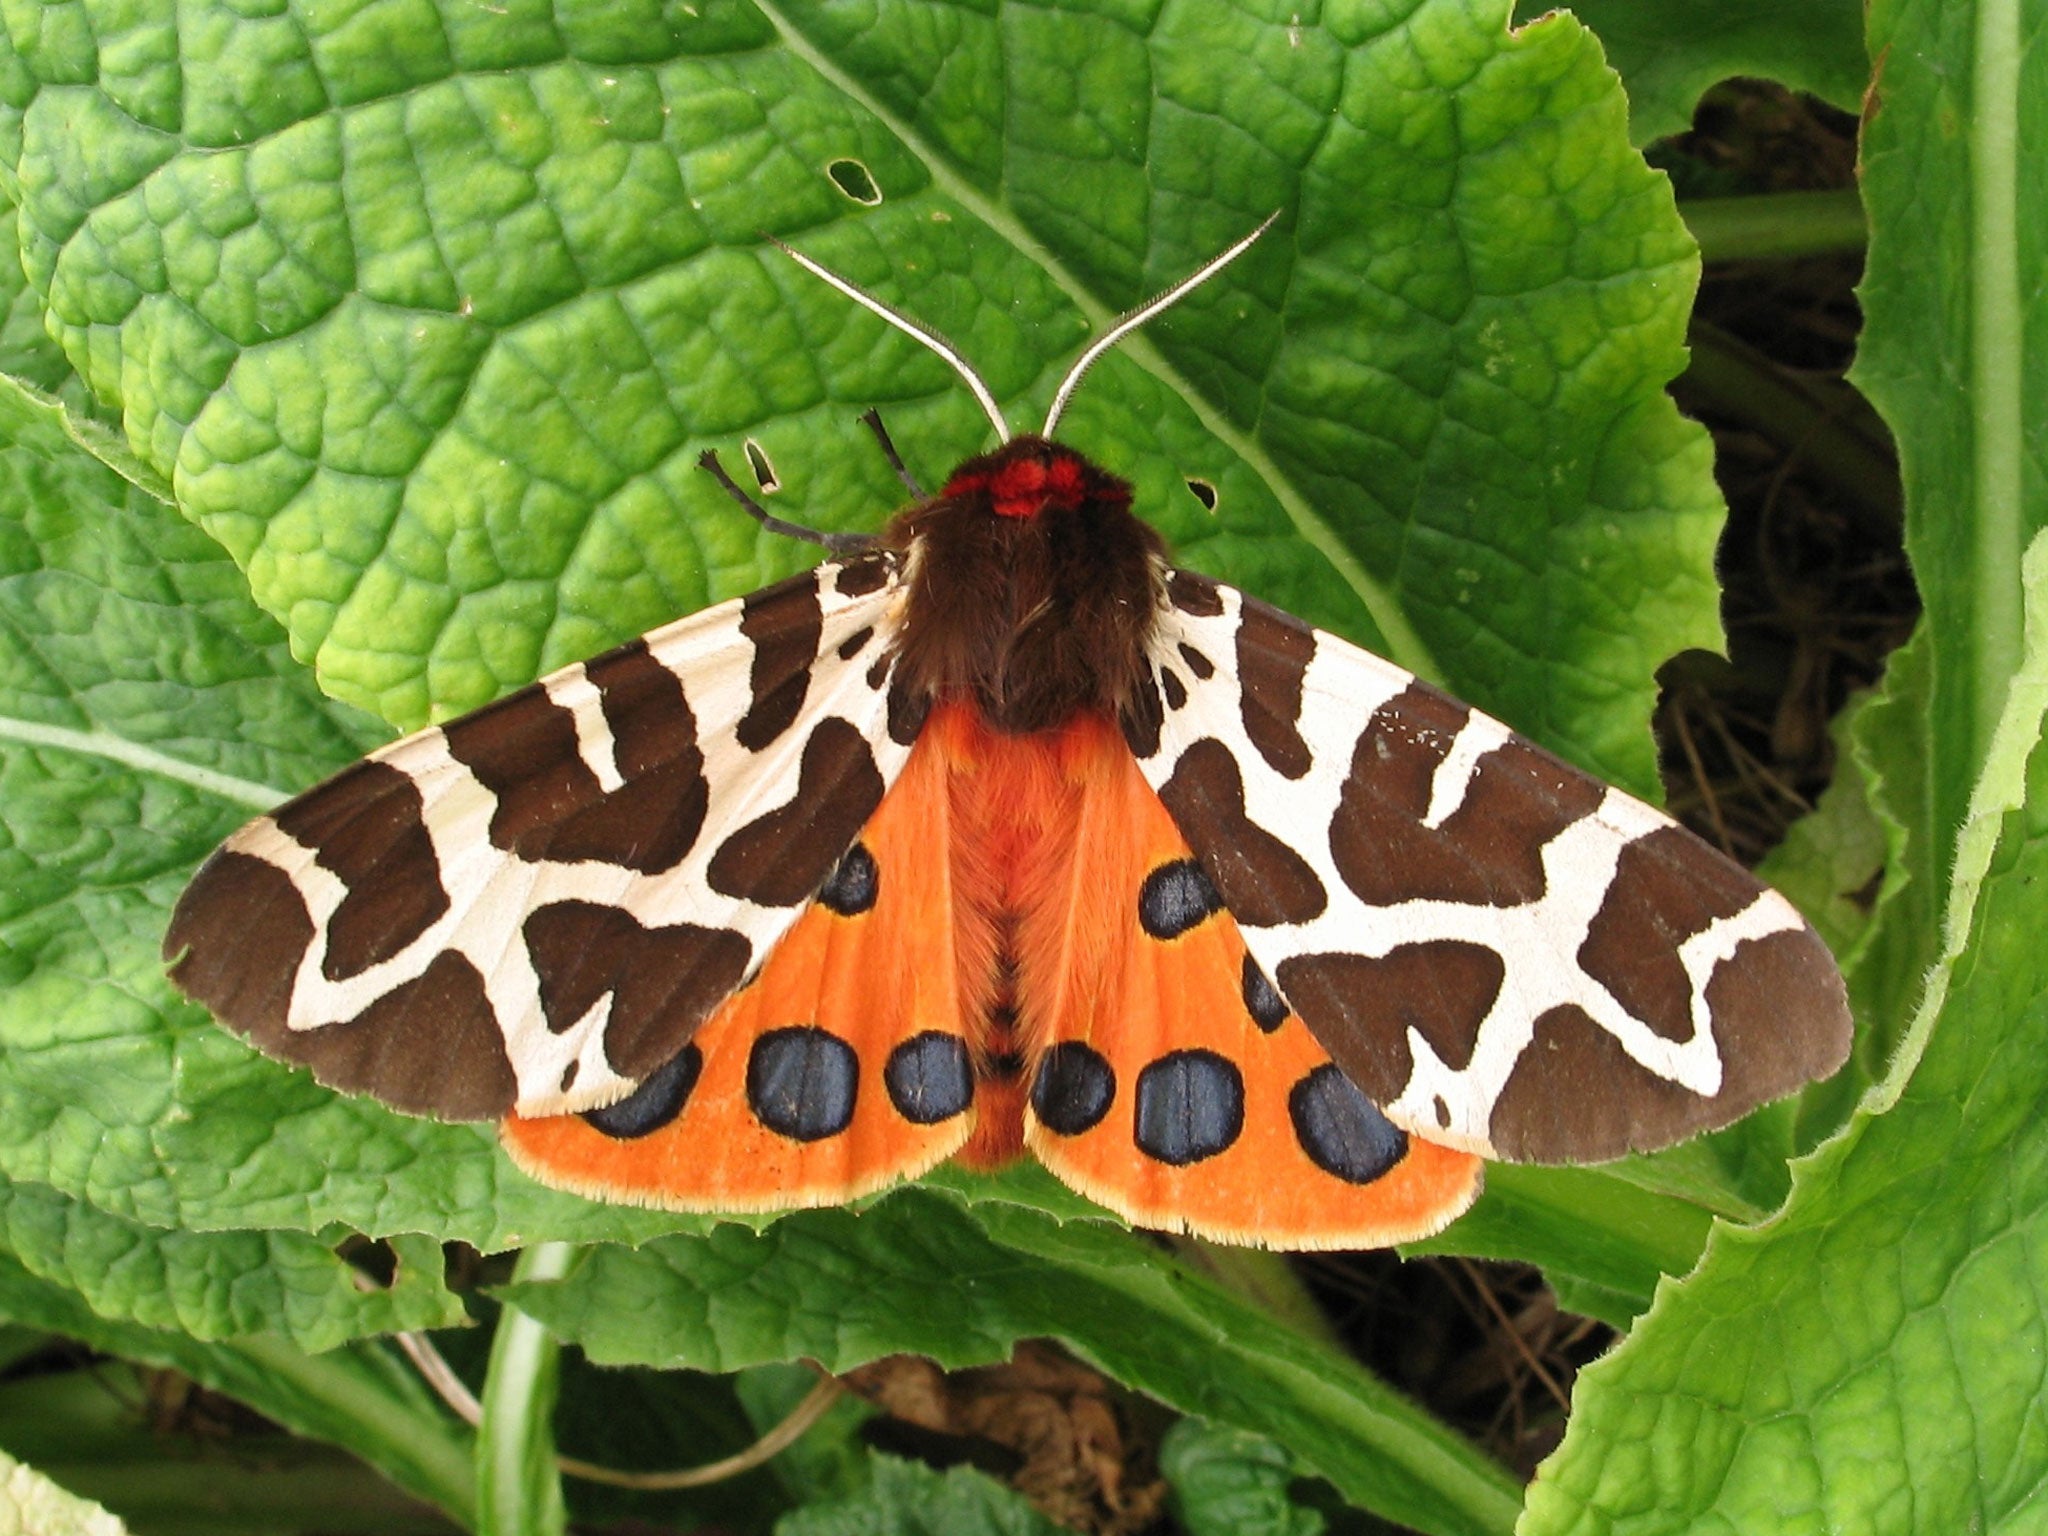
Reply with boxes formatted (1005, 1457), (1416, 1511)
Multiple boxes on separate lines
(885, 435), (1167, 735)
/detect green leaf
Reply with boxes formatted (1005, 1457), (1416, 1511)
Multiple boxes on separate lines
(1521, 532), (2048, 1534)
(0, 1248), (474, 1527)
(0, 1445), (128, 1536)
(0, 1173), (463, 1351)
(1161, 1419), (1325, 1536)
(496, 1190), (1521, 1536)
(1514, 1), (1869, 144)
(2, 0), (1718, 796)
(776, 1454), (1063, 1536)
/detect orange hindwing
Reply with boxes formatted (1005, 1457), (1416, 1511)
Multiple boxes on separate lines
(506, 700), (1480, 1245)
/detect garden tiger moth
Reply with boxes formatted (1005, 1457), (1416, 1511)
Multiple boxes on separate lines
(163, 218), (1852, 1249)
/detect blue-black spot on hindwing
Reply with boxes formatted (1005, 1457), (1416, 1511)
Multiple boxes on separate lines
(1241, 955), (1289, 1032)
(1138, 859), (1224, 939)
(1031, 1042), (1115, 1135)
(817, 841), (879, 915)
(1133, 1050), (1245, 1165)
(581, 1046), (704, 1139)
(1289, 1064), (1407, 1184)
(884, 1032), (974, 1124)
(747, 1026), (858, 1141)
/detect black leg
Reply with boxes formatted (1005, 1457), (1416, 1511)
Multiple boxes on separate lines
(696, 451), (877, 555)
(861, 409), (926, 499)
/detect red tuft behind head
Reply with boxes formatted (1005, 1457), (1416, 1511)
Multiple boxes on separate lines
(941, 436), (1132, 521)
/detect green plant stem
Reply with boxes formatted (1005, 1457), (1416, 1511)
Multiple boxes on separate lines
(1969, 0), (2027, 772)
(1680, 189), (1867, 263)
(1679, 320), (1902, 538)
(478, 1243), (577, 1536)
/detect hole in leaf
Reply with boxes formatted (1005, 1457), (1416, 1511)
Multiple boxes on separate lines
(1186, 477), (1219, 512)
(745, 438), (782, 494)
(827, 158), (883, 205)
(335, 1234), (399, 1289)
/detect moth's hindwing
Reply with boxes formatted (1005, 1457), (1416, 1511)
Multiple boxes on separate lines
(163, 552), (920, 1122)
(1004, 704), (1484, 1248)
(1126, 570), (1853, 1163)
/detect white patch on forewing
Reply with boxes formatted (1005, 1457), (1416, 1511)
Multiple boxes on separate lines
(218, 555), (915, 1117)
(1135, 574), (1807, 1158)
(543, 664), (625, 793)
(1422, 711), (1511, 830)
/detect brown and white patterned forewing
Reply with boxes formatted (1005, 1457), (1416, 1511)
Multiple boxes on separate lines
(165, 553), (921, 1122)
(1126, 570), (1852, 1163)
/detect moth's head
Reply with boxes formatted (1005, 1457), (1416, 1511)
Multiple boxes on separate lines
(939, 435), (1132, 520)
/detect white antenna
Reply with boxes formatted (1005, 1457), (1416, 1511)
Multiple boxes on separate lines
(766, 235), (1011, 444)
(1041, 211), (1280, 438)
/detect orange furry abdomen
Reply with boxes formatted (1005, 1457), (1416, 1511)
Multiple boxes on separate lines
(915, 699), (1125, 1167)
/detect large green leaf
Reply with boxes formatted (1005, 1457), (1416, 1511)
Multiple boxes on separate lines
(496, 1190), (1521, 1536)
(2, 0), (1717, 792)
(1522, 532), (2048, 1534)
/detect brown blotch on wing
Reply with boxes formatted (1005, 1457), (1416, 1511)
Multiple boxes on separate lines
(1489, 926), (1850, 1161)
(163, 851), (315, 1033)
(442, 685), (602, 851)
(441, 641), (711, 875)
(1276, 941), (1506, 1100)
(1234, 597), (1315, 780)
(737, 574), (825, 750)
(832, 552), (894, 597)
(1155, 738), (1326, 926)
(1167, 569), (1224, 616)
(242, 949), (516, 1120)
(1578, 825), (1763, 1043)
(271, 760), (449, 981)
(706, 717), (887, 906)
(1330, 687), (1603, 909)
(523, 899), (751, 1080)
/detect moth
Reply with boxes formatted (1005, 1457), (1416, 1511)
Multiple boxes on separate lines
(164, 220), (1852, 1249)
